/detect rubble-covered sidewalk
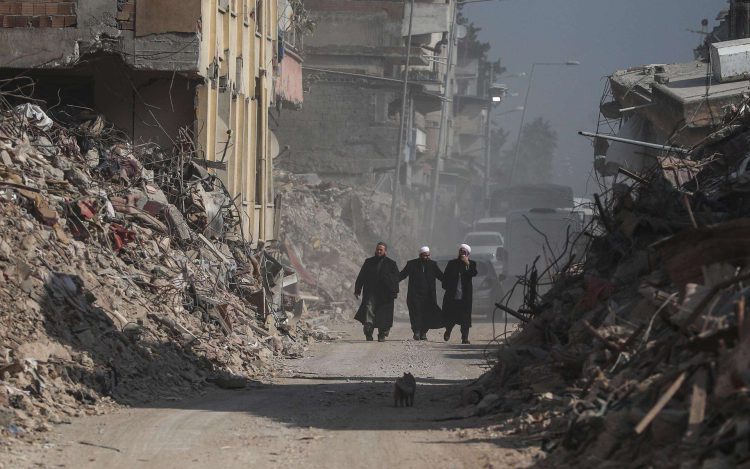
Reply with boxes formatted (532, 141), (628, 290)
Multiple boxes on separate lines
(462, 101), (750, 467)
(0, 90), (337, 444)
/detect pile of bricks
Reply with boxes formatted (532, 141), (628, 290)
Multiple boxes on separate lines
(0, 1), (77, 28)
(116, 0), (135, 31)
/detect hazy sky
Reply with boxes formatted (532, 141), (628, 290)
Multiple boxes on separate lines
(463, 0), (728, 196)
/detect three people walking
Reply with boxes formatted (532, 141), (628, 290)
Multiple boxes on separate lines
(355, 242), (478, 343)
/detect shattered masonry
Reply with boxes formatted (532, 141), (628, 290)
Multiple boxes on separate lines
(0, 93), (341, 440)
(0, 0), (305, 244)
(464, 35), (750, 469)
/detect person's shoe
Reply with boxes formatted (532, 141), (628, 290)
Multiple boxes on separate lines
(413, 332), (420, 340)
(462, 338), (470, 344)
(377, 334), (386, 342)
(420, 332), (427, 341)
(364, 325), (373, 341)
(443, 330), (451, 342)
(383, 329), (390, 338)
(365, 333), (373, 341)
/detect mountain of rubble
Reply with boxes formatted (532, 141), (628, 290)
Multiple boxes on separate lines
(462, 100), (750, 469)
(0, 97), (337, 442)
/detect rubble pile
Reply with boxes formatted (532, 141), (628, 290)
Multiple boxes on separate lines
(468, 102), (750, 467)
(0, 96), (323, 440)
(277, 171), (420, 316)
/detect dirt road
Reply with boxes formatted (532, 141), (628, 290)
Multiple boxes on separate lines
(6, 320), (536, 468)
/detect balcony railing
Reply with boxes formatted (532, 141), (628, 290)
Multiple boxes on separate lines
(397, 69), (441, 83)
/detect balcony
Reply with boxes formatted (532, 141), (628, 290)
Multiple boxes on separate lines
(397, 69), (441, 83)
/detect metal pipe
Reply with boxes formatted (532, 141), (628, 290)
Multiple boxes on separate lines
(388, 0), (415, 242)
(619, 102), (657, 113)
(483, 69), (494, 213)
(483, 99), (492, 207)
(578, 131), (690, 154)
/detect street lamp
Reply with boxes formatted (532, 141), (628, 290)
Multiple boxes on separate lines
(490, 83), (508, 102)
(427, 0), (500, 242)
(483, 83), (508, 207)
(509, 60), (580, 181)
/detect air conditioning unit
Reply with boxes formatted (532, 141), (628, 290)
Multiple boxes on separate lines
(710, 38), (750, 83)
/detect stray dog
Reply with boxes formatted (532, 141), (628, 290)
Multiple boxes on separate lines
(394, 372), (416, 407)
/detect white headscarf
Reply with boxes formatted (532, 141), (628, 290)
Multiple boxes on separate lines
(419, 246), (430, 254)
(459, 243), (471, 255)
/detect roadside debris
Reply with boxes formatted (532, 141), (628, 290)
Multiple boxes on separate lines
(466, 94), (750, 468)
(0, 90), (334, 442)
(276, 170), (419, 318)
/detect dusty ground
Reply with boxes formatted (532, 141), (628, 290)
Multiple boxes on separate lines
(4, 319), (538, 468)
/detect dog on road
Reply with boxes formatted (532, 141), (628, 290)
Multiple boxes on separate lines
(394, 372), (416, 407)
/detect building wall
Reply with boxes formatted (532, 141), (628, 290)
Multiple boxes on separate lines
(274, 79), (400, 177)
(0, 0), (201, 71)
(306, 10), (402, 51)
(0, 1), (77, 28)
(0, 0), (281, 245)
(275, 0), (439, 184)
(196, 0), (278, 244)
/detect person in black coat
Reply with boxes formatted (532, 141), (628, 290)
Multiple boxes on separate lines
(354, 242), (400, 342)
(441, 244), (478, 344)
(399, 246), (444, 341)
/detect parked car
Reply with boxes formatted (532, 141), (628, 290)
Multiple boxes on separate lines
(463, 231), (505, 274)
(433, 256), (503, 317)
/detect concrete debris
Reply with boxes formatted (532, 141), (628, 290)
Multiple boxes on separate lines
(0, 95), (334, 442)
(276, 170), (421, 318)
(466, 96), (750, 467)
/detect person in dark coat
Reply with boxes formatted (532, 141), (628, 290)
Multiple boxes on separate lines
(354, 242), (400, 342)
(399, 246), (444, 341)
(441, 243), (478, 344)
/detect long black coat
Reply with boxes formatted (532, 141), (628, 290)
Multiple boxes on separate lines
(441, 258), (478, 328)
(399, 258), (444, 331)
(354, 255), (399, 330)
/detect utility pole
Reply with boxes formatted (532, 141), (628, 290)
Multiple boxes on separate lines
(510, 61), (579, 181)
(388, 0), (415, 243)
(428, 0), (458, 243)
(482, 67), (495, 215)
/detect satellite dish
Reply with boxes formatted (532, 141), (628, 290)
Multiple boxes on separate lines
(456, 25), (467, 39)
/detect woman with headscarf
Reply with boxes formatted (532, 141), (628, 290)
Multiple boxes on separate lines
(441, 244), (478, 344)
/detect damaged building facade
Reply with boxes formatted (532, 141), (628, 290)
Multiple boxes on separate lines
(595, 0), (750, 180)
(274, 0), (498, 245)
(0, 0), (304, 245)
(274, 0), (450, 188)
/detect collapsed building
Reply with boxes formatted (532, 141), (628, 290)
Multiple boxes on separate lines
(0, 0), (305, 244)
(0, 90), (347, 444)
(459, 3), (750, 468)
(0, 0), (347, 448)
